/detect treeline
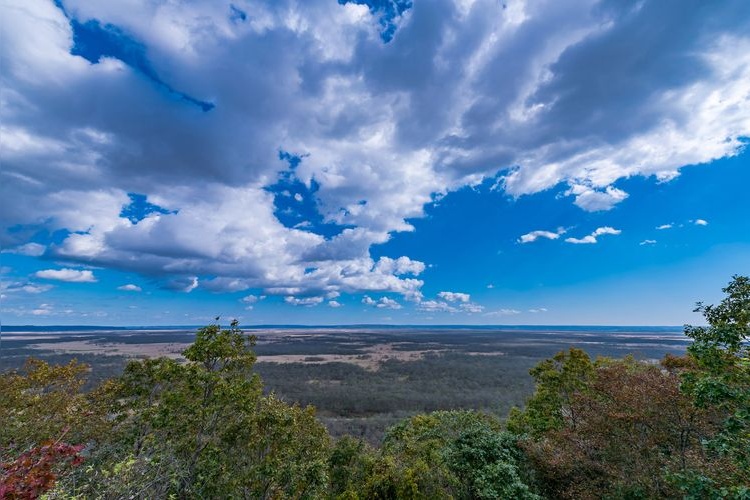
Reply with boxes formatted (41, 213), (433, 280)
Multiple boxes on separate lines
(1, 276), (748, 499)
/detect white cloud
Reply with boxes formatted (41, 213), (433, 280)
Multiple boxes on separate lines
(417, 300), (457, 313)
(21, 283), (54, 293)
(164, 276), (198, 293)
(202, 278), (253, 293)
(438, 291), (471, 303)
(594, 227), (622, 236)
(565, 235), (595, 244)
(639, 239), (657, 246)
(284, 296), (324, 307)
(460, 303), (484, 313)
(2, 243), (46, 256)
(693, 219), (709, 226)
(519, 228), (565, 244)
(417, 295), (483, 313)
(565, 185), (629, 212)
(35, 268), (97, 283)
(374, 256), (426, 276)
(328, 300), (342, 308)
(32, 303), (53, 316)
(656, 224), (673, 230)
(362, 295), (402, 309)
(0, 280), (53, 295)
(529, 307), (548, 313)
(240, 294), (265, 310)
(565, 226), (621, 245)
(117, 284), (142, 292)
(2, 0), (747, 301)
(377, 297), (402, 310)
(484, 308), (522, 317)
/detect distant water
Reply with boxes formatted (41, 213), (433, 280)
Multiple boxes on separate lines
(3, 324), (685, 334)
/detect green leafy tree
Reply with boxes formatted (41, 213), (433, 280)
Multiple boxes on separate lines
(363, 411), (539, 499)
(675, 275), (750, 497)
(328, 435), (378, 499)
(55, 320), (331, 498)
(506, 348), (594, 436)
(0, 359), (113, 496)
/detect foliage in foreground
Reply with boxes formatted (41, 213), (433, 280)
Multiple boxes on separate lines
(507, 275), (750, 499)
(329, 411), (537, 499)
(1, 276), (748, 499)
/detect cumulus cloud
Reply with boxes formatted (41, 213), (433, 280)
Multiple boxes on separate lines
(284, 296), (324, 306)
(241, 294), (263, 304)
(656, 224), (673, 230)
(374, 256), (426, 276)
(640, 239), (657, 246)
(379, 297), (402, 309)
(693, 219), (709, 226)
(35, 268), (97, 283)
(565, 226), (621, 244)
(438, 291), (471, 303)
(417, 295), (483, 313)
(518, 228), (566, 244)
(362, 295), (402, 309)
(240, 293), (265, 310)
(417, 300), (457, 313)
(328, 300), (342, 308)
(565, 185), (629, 212)
(117, 284), (142, 292)
(2, 0), (748, 299)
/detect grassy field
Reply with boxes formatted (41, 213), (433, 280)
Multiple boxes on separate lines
(1, 325), (688, 442)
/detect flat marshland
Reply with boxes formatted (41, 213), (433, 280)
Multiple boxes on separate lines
(1, 325), (688, 442)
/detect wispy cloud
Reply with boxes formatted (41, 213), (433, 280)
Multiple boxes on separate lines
(565, 227), (621, 245)
(2, 243), (46, 256)
(518, 228), (566, 244)
(163, 276), (198, 293)
(484, 308), (522, 317)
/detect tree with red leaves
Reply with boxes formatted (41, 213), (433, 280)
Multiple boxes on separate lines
(1, 428), (84, 499)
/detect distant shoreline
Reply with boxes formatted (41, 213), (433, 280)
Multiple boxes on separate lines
(3, 324), (686, 333)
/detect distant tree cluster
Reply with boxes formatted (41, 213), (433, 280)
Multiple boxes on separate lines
(1, 276), (748, 498)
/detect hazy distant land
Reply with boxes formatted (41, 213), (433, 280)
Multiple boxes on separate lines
(1, 325), (688, 442)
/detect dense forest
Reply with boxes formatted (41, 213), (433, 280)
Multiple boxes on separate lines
(1, 276), (748, 499)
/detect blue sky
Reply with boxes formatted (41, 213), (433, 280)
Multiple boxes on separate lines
(1, 0), (749, 326)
